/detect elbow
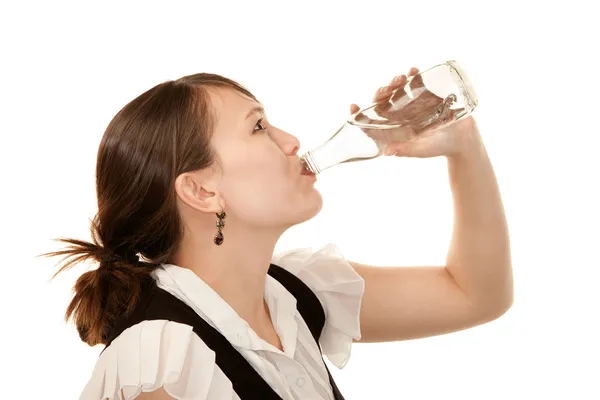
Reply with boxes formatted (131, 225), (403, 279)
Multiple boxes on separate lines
(482, 290), (514, 322)
(481, 266), (514, 321)
(471, 277), (514, 322)
(496, 271), (515, 316)
(494, 294), (513, 318)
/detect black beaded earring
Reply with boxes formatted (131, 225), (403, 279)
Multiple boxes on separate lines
(214, 211), (226, 245)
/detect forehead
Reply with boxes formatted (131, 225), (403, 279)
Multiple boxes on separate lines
(206, 87), (260, 134)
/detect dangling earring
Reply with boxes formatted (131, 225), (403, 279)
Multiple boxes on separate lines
(214, 211), (226, 245)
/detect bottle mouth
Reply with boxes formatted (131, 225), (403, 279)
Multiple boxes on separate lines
(301, 153), (320, 175)
(447, 60), (478, 111)
(300, 161), (315, 176)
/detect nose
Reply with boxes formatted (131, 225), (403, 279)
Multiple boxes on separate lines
(287, 136), (300, 156)
(276, 129), (301, 156)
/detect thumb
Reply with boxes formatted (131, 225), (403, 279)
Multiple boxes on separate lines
(385, 141), (427, 158)
(350, 103), (360, 114)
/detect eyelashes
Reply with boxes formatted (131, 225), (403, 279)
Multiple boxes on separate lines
(253, 118), (268, 134)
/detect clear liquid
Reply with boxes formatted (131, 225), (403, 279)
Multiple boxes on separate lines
(302, 60), (478, 175)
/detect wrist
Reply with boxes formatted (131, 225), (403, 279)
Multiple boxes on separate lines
(446, 118), (484, 162)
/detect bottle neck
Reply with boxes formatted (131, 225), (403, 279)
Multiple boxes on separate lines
(300, 121), (382, 175)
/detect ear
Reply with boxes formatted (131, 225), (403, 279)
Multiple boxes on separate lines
(174, 171), (225, 214)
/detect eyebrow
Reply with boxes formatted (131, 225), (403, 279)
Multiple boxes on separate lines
(245, 105), (265, 120)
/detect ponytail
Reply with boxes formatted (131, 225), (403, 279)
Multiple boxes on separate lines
(40, 238), (157, 346)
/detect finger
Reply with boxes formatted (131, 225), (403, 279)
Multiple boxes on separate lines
(372, 85), (393, 103)
(389, 74), (408, 89)
(403, 66), (422, 90)
(385, 139), (429, 158)
(385, 141), (412, 156)
(373, 66), (419, 103)
(374, 74), (409, 104)
(353, 110), (372, 124)
(350, 104), (360, 114)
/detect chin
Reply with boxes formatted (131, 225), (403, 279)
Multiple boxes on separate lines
(295, 190), (323, 224)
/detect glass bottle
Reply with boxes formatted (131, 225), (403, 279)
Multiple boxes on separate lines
(301, 60), (478, 174)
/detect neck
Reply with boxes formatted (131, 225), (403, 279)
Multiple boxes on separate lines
(172, 220), (286, 329)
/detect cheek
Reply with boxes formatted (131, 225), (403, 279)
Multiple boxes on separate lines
(220, 157), (320, 224)
(238, 153), (289, 189)
(221, 155), (290, 207)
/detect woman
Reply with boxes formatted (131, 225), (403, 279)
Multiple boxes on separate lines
(42, 67), (513, 399)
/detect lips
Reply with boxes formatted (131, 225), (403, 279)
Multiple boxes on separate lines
(300, 160), (315, 176)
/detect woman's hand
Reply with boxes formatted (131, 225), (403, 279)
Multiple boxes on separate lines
(350, 66), (480, 159)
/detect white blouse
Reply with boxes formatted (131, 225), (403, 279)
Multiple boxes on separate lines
(79, 244), (366, 400)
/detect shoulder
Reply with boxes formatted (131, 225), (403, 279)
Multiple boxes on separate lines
(273, 243), (354, 275)
(79, 320), (231, 400)
(272, 244), (365, 369)
(272, 244), (365, 301)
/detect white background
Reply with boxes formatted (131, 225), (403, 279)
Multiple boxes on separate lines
(1, 1), (599, 399)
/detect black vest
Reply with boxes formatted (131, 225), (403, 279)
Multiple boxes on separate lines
(104, 264), (345, 400)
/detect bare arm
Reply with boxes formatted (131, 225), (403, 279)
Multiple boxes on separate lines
(352, 123), (513, 343)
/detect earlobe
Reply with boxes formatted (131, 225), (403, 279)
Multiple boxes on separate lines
(174, 172), (223, 213)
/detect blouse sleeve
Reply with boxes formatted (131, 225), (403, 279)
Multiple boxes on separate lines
(79, 320), (236, 400)
(272, 243), (365, 369)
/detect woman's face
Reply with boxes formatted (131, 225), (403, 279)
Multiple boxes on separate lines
(207, 87), (322, 229)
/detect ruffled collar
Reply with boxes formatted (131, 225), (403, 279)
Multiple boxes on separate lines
(151, 262), (299, 357)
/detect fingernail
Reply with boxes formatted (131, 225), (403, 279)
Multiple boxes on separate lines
(380, 86), (389, 93)
(393, 75), (404, 82)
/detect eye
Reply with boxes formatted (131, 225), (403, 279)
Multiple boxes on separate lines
(253, 118), (267, 134)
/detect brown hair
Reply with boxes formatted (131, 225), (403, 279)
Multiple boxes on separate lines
(38, 73), (259, 346)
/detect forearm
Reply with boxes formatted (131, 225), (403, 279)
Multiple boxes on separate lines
(445, 128), (513, 313)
